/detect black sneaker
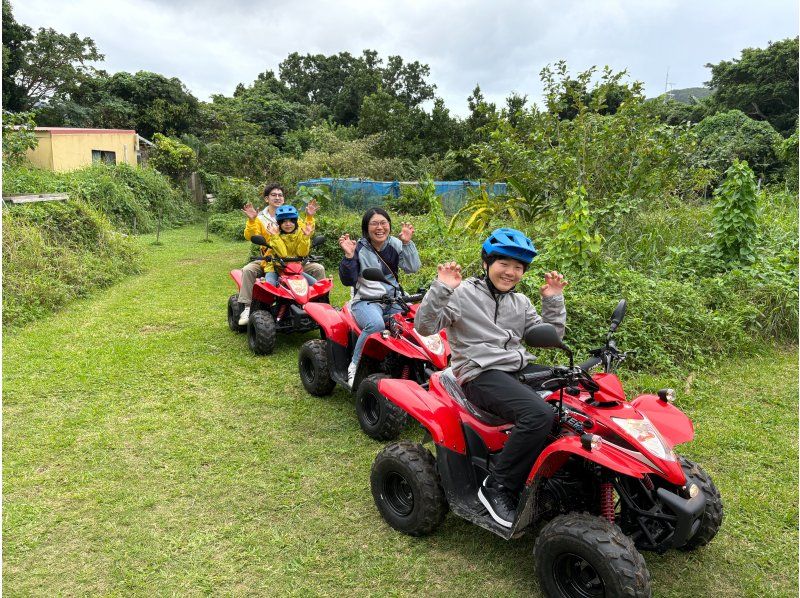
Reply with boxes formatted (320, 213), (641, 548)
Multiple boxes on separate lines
(478, 475), (517, 528)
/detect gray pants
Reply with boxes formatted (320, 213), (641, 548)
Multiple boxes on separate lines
(238, 261), (327, 305)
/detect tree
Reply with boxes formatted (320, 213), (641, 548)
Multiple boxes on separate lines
(2, 0), (33, 111)
(693, 109), (782, 179)
(706, 37), (799, 136)
(10, 26), (103, 111)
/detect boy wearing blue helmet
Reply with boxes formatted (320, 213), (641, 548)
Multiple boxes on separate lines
(415, 227), (567, 528)
(261, 205), (318, 286)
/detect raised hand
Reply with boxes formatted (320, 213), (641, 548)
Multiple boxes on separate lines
(399, 221), (415, 244)
(540, 271), (568, 297)
(302, 221), (314, 237)
(437, 261), (462, 290)
(306, 198), (319, 216)
(265, 222), (279, 236)
(338, 233), (357, 259)
(242, 202), (258, 221)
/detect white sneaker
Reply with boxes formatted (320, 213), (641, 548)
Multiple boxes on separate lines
(238, 306), (251, 326)
(347, 362), (357, 388)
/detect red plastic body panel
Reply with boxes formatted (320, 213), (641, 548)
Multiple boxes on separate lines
(631, 394), (695, 446)
(527, 435), (656, 484)
(378, 378), (467, 454)
(230, 269), (243, 291)
(304, 303), (349, 346)
(592, 372), (627, 403)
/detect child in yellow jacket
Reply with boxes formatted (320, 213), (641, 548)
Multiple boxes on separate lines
(262, 205), (318, 286)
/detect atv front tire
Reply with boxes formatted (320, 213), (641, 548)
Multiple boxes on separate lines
(356, 373), (408, 441)
(534, 512), (651, 598)
(298, 339), (335, 396)
(248, 309), (276, 355)
(371, 441), (447, 536)
(227, 294), (246, 333)
(679, 456), (723, 550)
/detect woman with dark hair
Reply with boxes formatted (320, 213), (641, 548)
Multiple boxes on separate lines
(338, 207), (420, 387)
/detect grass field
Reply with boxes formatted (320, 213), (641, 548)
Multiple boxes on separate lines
(3, 224), (798, 596)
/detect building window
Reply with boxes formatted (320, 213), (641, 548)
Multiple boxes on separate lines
(91, 150), (116, 164)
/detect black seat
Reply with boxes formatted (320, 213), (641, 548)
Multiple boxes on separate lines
(439, 368), (510, 427)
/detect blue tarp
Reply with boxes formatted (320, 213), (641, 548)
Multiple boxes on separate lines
(297, 178), (507, 214)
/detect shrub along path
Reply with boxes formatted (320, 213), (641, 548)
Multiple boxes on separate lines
(3, 224), (797, 596)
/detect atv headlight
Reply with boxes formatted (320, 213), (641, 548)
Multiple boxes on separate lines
(611, 415), (675, 461)
(287, 278), (308, 295)
(413, 330), (445, 355)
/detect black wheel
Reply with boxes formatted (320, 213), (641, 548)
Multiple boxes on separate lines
(227, 294), (246, 333)
(247, 309), (276, 355)
(298, 339), (336, 396)
(356, 373), (408, 441)
(678, 456), (723, 550)
(534, 512), (651, 598)
(371, 441), (447, 536)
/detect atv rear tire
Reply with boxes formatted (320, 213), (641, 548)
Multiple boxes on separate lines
(356, 373), (408, 441)
(534, 512), (651, 598)
(227, 294), (246, 333)
(248, 309), (276, 355)
(678, 456), (723, 550)
(371, 441), (447, 536)
(298, 339), (335, 396)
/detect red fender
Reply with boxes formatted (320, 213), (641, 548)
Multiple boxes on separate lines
(230, 269), (243, 290)
(309, 277), (333, 299)
(360, 334), (429, 363)
(377, 378), (466, 454)
(527, 435), (687, 486)
(304, 302), (349, 346)
(631, 394), (695, 447)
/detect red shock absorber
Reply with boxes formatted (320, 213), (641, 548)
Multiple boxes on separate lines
(401, 364), (410, 379)
(276, 304), (288, 322)
(642, 474), (655, 491)
(600, 482), (615, 523)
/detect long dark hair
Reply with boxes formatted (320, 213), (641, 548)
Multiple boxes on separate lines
(361, 207), (392, 238)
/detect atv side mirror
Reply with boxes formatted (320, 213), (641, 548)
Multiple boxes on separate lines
(362, 267), (388, 283)
(312, 235), (326, 247)
(609, 299), (627, 332)
(524, 324), (572, 355)
(250, 235), (269, 247)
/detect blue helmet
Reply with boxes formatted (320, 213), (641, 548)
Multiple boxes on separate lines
(481, 228), (538, 265)
(275, 205), (299, 223)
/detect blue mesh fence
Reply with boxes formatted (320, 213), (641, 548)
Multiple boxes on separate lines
(297, 178), (507, 214)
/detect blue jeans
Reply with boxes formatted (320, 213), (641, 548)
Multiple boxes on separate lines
(350, 300), (403, 366)
(264, 271), (317, 285)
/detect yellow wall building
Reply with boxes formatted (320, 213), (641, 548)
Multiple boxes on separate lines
(26, 128), (139, 172)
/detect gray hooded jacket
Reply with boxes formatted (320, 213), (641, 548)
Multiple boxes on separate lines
(415, 277), (566, 384)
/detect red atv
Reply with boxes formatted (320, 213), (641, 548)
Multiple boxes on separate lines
(369, 301), (723, 597)
(298, 267), (450, 440)
(227, 234), (333, 355)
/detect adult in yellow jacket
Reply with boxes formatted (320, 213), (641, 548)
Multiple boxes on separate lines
(238, 186), (325, 325)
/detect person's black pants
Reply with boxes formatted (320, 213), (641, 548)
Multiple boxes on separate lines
(463, 364), (554, 494)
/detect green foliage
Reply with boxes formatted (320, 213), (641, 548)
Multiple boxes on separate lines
(2, 200), (141, 328)
(2, 0), (33, 111)
(148, 133), (197, 180)
(295, 184), (333, 211)
(1, 109), (37, 165)
(706, 37), (799, 136)
(267, 125), (410, 188)
(546, 185), (603, 271)
(460, 63), (699, 233)
(693, 110), (782, 179)
(3, 163), (196, 232)
(779, 128), (799, 191)
(710, 160), (759, 264)
(207, 176), (259, 214)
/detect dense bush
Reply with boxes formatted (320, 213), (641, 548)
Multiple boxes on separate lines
(3, 163), (196, 232)
(693, 110), (782, 180)
(148, 133), (197, 180)
(2, 200), (141, 328)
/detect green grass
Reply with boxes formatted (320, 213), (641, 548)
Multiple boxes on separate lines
(3, 224), (797, 596)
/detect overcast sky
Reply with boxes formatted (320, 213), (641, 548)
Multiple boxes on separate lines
(14, 0), (799, 116)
